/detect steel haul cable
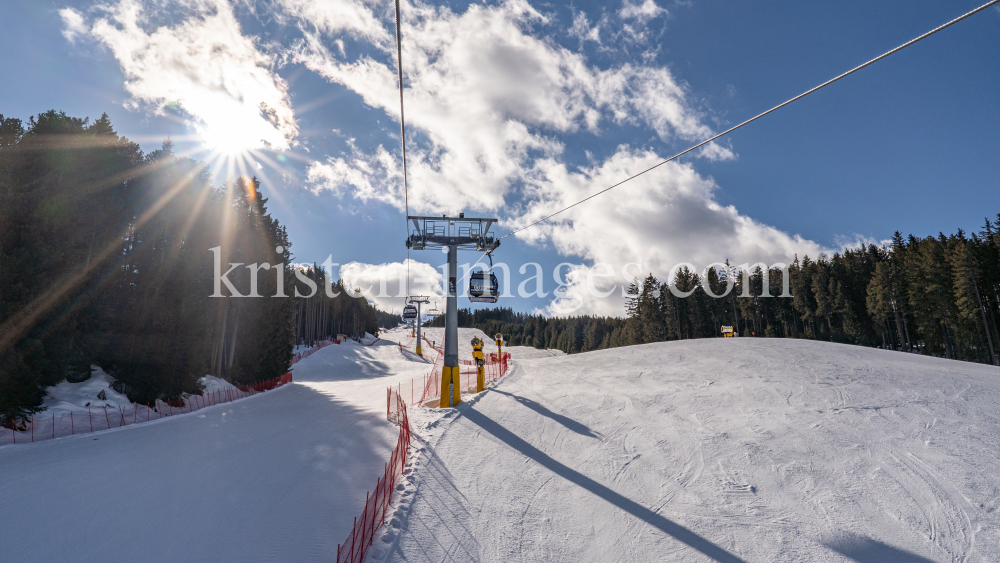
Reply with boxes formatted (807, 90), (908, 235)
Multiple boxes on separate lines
(394, 0), (411, 300)
(499, 0), (1000, 241)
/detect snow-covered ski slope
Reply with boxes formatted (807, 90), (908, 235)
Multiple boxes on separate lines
(384, 337), (1000, 563)
(6, 332), (999, 562)
(389, 327), (503, 361)
(0, 338), (429, 563)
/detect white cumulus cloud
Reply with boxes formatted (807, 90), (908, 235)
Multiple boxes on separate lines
(273, 0), (390, 45)
(619, 0), (667, 22)
(58, 7), (89, 43)
(568, 10), (602, 45)
(290, 0), (728, 213)
(338, 259), (445, 312)
(62, 0), (297, 151)
(282, 0), (817, 317)
(515, 147), (829, 316)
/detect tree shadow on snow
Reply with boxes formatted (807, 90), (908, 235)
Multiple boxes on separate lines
(491, 390), (601, 438)
(460, 408), (748, 563)
(293, 349), (396, 381)
(823, 535), (939, 563)
(0, 383), (398, 563)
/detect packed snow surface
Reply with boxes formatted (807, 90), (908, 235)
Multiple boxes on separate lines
(380, 338), (1000, 563)
(0, 338), (428, 563)
(6, 333), (1000, 562)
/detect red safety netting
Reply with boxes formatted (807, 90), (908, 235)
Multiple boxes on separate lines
(2, 339), (337, 446)
(413, 335), (510, 407)
(0, 373), (293, 446)
(418, 343), (444, 406)
(337, 388), (411, 563)
(334, 336), (509, 562)
(418, 336), (475, 366)
(291, 338), (339, 364)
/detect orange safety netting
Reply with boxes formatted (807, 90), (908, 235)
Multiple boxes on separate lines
(1, 339), (339, 446)
(412, 335), (510, 407)
(1, 373), (293, 445)
(337, 388), (411, 563)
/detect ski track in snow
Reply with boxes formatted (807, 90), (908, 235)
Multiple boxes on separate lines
(378, 336), (1000, 563)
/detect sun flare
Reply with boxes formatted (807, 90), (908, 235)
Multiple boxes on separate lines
(192, 93), (291, 156)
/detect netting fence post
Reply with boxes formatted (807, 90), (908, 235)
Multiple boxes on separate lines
(381, 462), (389, 526)
(89, 409), (93, 432)
(364, 490), (370, 551)
(70, 412), (74, 435)
(372, 477), (381, 547)
(349, 517), (356, 561)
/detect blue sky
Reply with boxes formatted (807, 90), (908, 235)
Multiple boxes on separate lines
(1, 0), (997, 316)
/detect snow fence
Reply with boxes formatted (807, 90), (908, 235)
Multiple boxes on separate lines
(416, 335), (510, 406)
(291, 338), (340, 363)
(335, 342), (510, 562)
(2, 373), (293, 445)
(337, 387), (411, 563)
(2, 339), (339, 446)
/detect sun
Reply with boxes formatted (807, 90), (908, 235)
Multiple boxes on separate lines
(200, 119), (261, 157)
(194, 96), (289, 157)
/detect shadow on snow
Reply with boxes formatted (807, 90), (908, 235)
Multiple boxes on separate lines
(491, 390), (602, 439)
(460, 407), (748, 563)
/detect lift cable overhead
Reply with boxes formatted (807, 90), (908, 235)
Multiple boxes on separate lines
(498, 0), (1000, 241)
(394, 0), (411, 298)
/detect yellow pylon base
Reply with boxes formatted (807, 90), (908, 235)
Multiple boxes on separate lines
(415, 344), (422, 356)
(477, 366), (484, 393)
(439, 365), (460, 408)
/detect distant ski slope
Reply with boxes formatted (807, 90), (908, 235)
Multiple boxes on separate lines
(0, 338), (429, 563)
(376, 337), (1000, 563)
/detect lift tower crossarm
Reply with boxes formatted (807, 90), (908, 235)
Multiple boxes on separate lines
(405, 215), (500, 252)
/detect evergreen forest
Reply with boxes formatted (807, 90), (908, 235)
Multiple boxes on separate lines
(437, 227), (1000, 367)
(0, 110), (379, 424)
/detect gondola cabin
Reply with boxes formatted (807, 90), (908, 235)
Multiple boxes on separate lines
(468, 271), (500, 303)
(402, 305), (418, 320)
